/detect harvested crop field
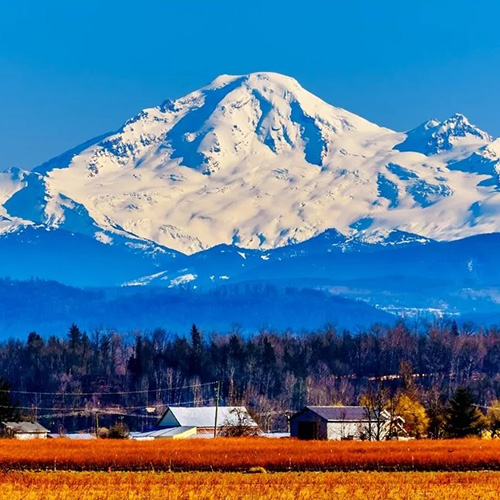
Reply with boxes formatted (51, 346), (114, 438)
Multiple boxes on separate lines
(1, 438), (500, 472)
(2, 471), (499, 500)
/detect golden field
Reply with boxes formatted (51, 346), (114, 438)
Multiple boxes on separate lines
(1, 438), (500, 472)
(1, 471), (499, 500)
(3, 440), (500, 500)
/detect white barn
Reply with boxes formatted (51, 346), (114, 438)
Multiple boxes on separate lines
(157, 406), (260, 436)
(1, 421), (50, 440)
(290, 406), (403, 441)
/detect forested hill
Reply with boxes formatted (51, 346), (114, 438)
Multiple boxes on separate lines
(0, 278), (392, 338)
(2, 321), (500, 435)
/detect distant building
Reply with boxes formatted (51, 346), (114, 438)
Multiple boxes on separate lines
(156, 406), (260, 437)
(130, 427), (197, 440)
(1, 421), (50, 440)
(48, 433), (96, 440)
(290, 406), (404, 441)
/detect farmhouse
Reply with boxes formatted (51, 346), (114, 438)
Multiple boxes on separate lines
(290, 406), (403, 441)
(0, 421), (50, 440)
(156, 406), (260, 437)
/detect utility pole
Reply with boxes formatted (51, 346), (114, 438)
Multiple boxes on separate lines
(213, 381), (220, 438)
(95, 411), (99, 438)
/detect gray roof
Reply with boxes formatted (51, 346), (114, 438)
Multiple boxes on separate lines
(2, 421), (49, 433)
(160, 406), (258, 428)
(296, 406), (388, 422)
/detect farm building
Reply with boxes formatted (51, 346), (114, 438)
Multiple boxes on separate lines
(1, 421), (50, 440)
(130, 427), (197, 441)
(156, 406), (260, 437)
(48, 433), (96, 440)
(290, 406), (404, 441)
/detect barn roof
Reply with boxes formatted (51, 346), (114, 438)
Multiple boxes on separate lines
(159, 406), (258, 428)
(2, 421), (49, 434)
(294, 406), (388, 422)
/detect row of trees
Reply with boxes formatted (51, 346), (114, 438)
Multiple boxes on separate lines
(1, 320), (500, 435)
(362, 383), (494, 440)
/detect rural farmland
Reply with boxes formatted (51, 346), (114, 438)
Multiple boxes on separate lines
(1, 471), (499, 500)
(2, 1), (499, 498)
(1, 438), (500, 499)
(0, 438), (500, 472)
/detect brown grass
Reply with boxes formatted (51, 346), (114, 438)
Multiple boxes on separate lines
(1, 471), (499, 500)
(0, 438), (500, 472)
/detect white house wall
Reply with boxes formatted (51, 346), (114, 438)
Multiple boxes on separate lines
(326, 421), (364, 440)
(326, 421), (392, 441)
(14, 433), (47, 440)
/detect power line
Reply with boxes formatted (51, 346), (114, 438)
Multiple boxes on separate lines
(0, 381), (218, 397)
(37, 412), (162, 419)
(0, 397), (216, 416)
(473, 404), (495, 410)
(0, 404), (146, 411)
(0, 398), (214, 412)
(36, 402), (215, 420)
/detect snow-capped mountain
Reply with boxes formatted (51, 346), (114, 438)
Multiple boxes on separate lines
(1, 72), (500, 256)
(396, 113), (493, 156)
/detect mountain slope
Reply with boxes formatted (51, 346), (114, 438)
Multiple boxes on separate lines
(0, 278), (394, 337)
(0, 225), (180, 287)
(1, 72), (499, 255)
(136, 232), (500, 319)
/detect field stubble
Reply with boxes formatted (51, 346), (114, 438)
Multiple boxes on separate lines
(1, 471), (499, 500)
(0, 438), (500, 472)
(2, 440), (500, 500)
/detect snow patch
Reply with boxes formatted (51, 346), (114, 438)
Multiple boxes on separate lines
(122, 271), (168, 287)
(168, 273), (197, 287)
(94, 232), (113, 245)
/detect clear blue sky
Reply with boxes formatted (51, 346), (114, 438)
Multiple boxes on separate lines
(1, 0), (499, 171)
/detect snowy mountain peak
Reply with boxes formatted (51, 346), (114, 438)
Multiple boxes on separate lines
(397, 113), (492, 156)
(440, 113), (491, 140)
(1, 73), (500, 254)
(422, 118), (441, 130)
(207, 72), (302, 91)
(50, 71), (384, 180)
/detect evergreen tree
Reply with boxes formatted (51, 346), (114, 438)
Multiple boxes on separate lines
(68, 323), (82, 348)
(445, 387), (484, 438)
(189, 324), (204, 376)
(190, 324), (203, 356)
(0, 377), (18, 421)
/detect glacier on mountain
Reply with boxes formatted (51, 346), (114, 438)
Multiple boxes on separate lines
(1, 72), (499, 255)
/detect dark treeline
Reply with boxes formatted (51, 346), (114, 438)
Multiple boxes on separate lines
(2, 319), (500, 434)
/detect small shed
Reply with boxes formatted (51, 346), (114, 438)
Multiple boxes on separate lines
(1, 421), (50, 440)
(157, 406), (260, 436)
(129, 426), (197, 441)
(290, 406), (400, 441)
(48, 433), (97, 440)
